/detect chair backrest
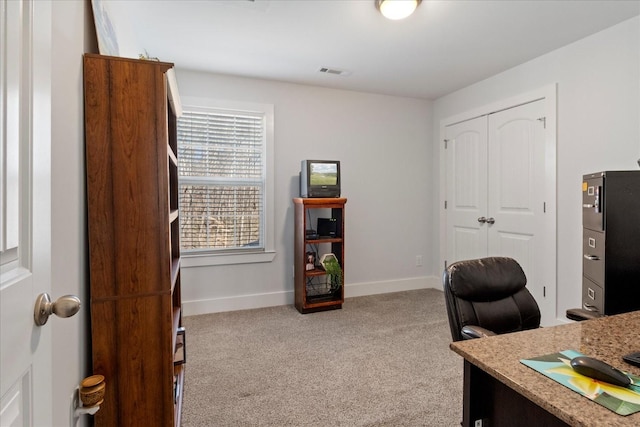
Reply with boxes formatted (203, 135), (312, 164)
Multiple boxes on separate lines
(442, 257), (541, 341)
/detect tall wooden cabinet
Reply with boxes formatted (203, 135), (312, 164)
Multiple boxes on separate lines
(84, 54), (184, 426)
(293, 198), (346, 313)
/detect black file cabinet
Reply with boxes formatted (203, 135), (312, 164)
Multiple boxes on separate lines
(581, 171), (640, 316)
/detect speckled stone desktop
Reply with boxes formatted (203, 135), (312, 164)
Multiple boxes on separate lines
(451, 310), (640, 426)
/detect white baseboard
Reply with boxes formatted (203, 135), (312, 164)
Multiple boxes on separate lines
(183, 291), (290, 316)
(344, 276), (440, 298)
(183, 275), (441, 316)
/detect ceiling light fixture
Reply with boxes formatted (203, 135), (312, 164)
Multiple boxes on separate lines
(376, 0), (421, 20)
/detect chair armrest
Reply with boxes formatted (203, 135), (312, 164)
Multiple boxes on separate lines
(461, 325), (497, 340)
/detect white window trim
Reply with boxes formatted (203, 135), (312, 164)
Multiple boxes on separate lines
(179, 96), (275, 267)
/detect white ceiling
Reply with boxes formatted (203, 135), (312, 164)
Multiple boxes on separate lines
(107, 0), (640, 100)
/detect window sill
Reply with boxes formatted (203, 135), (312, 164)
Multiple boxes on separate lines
(181, 250), (276, 268)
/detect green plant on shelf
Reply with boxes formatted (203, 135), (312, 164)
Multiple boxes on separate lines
(320, 253), (342, 291)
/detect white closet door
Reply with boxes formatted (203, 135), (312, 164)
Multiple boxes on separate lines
(445, 116), (488, 264)
(445, 99), (552, 323)
(487, 99), (547, 315)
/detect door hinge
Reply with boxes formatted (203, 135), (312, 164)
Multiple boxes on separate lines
(543, 286), (546, 297)
(444, 200), (447, 209)
(543, 202), (546, 213)
(537, 117), (546, 129)
(444, 139), (449, 149)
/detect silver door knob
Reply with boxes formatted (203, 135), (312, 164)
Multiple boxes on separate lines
(34, 293), (81, 326)
(477, 217), (487, 223)
(486, 217), (495, 224)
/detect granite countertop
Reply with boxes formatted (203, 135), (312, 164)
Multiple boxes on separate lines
(450, 310), (640, 427)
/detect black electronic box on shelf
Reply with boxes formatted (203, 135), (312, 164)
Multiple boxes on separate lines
(317, 218), (337, 238)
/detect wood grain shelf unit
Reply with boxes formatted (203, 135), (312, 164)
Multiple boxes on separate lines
(293, 197), (347, 313)
(84, 53), (184, 427)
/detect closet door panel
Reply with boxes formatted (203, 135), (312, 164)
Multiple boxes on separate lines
(445, 116), (488, 263)
(487, 100), (546, 306)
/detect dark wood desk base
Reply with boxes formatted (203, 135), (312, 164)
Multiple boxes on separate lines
(463, 361), (570, 427)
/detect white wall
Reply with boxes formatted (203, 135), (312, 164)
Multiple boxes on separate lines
(44, 13), (639, 423)
(432, 16), (640, 322)
(176, 71), (435, 314)
(51, 1), (94, 425)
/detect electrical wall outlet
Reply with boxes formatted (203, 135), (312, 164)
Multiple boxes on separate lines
(474, 420), (483, 427)
(415, 255), (423, 267)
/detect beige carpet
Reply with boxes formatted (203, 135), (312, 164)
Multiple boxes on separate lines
(181, 288), (463, 426)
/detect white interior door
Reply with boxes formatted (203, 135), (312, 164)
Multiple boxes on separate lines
(445, 116), (488, 263)
(445, 97), (555, 324)
(1, 0), (53, 425)
(486, 100), (547, 313)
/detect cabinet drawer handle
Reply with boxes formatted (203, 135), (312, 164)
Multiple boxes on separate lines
(583, 303), (599, 312)
(583, 254), (600, 261)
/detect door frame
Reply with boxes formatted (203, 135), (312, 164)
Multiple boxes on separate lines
(439, 84), (558, 324)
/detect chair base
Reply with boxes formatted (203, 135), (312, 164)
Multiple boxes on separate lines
(566, 308), (602, 322)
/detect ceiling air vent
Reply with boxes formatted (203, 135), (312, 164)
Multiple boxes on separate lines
(319, 67), (351, 76)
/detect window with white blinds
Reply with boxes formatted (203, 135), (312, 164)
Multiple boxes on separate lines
(178, 107), (266, 253)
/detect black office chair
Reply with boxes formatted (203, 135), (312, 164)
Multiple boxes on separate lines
(442, 257), (541, 342)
